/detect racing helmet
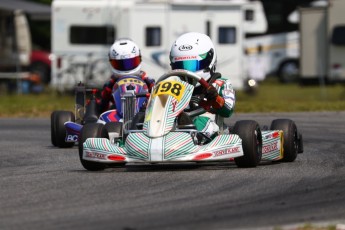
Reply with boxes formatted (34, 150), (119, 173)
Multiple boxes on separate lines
(170, 32), (217, 83)
(108, 38), (142, 76)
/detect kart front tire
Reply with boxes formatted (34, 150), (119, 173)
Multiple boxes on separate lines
(232, 120), (262, 168)
(270, 119), (298, 162)
(79, 123), (107, 171)
(51, 111), (75, 148)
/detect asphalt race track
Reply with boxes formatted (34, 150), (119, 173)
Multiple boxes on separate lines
(1, 111), (345, 230)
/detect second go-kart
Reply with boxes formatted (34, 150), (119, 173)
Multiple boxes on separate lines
(51, 75), (149, 148)
(79, 70), (303, 171)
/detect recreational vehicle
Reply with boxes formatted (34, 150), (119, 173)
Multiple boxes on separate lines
(0, 1), (52, 93)
(244, 31), (299, 83)
(51, 0), (267, 91)
(0, 9), (31, 80)
(300, 0), (345, 83)
(243, 0), (328, 83)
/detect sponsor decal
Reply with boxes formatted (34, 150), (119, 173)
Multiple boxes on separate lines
(214, 80), (224, 86)
(214, 147), (240, 157)
(120, 54), (131, 59)
(178, 44), (193, 51)
(262, 142), (278, 154)
(86, 151), (106, 160)
(193, 153), (213, 160)
(108, 155), (126, 161)
(111, 49), (118, 57)
(174, 56), (197, 61)
(264, 133), (274, 140)
(66, 134), (78, 142)
(131, 46), (136, 53)
(222, 89), (234, 96)
(264, 131), (280, 140)
(272, 132), (280, 138)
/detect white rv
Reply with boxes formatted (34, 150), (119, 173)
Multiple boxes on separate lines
(244, 31), (299, 83)
(51, 0), (267, 91)
(300, 0), (345, 84)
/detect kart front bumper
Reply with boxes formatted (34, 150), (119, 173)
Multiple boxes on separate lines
(82, 132), (244, 163)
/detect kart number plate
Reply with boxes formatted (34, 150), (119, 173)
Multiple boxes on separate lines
(117, 77), (145, 86)
(152, 80), (185, 101)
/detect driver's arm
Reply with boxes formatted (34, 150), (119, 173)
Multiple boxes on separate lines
(215, 80), (235, 117)
(99, 75), (118, 112)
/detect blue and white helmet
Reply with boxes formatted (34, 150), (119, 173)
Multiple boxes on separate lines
(108, 38), (142, 76)
(170, 32), (217, 82)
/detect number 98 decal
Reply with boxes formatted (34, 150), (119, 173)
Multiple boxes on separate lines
(152, 80), (185, 101)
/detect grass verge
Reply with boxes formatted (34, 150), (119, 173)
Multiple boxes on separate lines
(0, 78), (344, 118)
(236, 78), (345, 113)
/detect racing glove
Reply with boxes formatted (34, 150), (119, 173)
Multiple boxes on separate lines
(201, 85), (225, 110)
(140, 71), (155, 93)
(204, 85), (218, 101)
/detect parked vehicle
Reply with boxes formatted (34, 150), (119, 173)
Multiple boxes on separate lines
(0, 9), (52, 87)
(0, 10), (31, 80)
(244, 31), (299, 83)
(245, 0), (339, 84)
(51, 0), (267, 91)
(30, 50), (51, 84)
(299, 0), (345, 84)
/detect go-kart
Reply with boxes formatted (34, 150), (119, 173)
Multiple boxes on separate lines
(79, 70), (303, 171)
(51, 76), (149, 148)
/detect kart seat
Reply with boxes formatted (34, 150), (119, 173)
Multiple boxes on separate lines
(83, 100), (99, 124)
(177, 112), (196, 129)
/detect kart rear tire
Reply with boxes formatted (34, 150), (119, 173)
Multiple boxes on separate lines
(232, 120), (262, 168)
(51, 112), (57, 147)
(270, 119), (298, 162)
(51, 111), (75, 148)
(79, 123), (107, 171)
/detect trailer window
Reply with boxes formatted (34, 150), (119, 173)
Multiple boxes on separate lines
(146, 27), (161, 47)
(245, 9), (254, 21)
(70, 26), (115, 45)
(331, 25), (345, 46)
(218, 27), (236, 44)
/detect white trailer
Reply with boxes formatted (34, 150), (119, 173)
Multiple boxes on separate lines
(51, 0), (267, 91)
(0, 10), (31, 81)
(243, 0), (330, 84)
(300, 0), (345, 83)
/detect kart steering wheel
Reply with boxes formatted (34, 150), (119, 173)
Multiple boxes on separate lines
(156, 69), (210, 89)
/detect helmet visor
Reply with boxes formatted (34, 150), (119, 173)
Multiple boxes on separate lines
(170, 58), (210, 72)
(110, 56), (141, 71)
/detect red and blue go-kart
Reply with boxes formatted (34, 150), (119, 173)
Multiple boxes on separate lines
(51, 75), (149, 148)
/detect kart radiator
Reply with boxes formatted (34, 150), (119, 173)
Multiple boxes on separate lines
(122, 93), (136, 127)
